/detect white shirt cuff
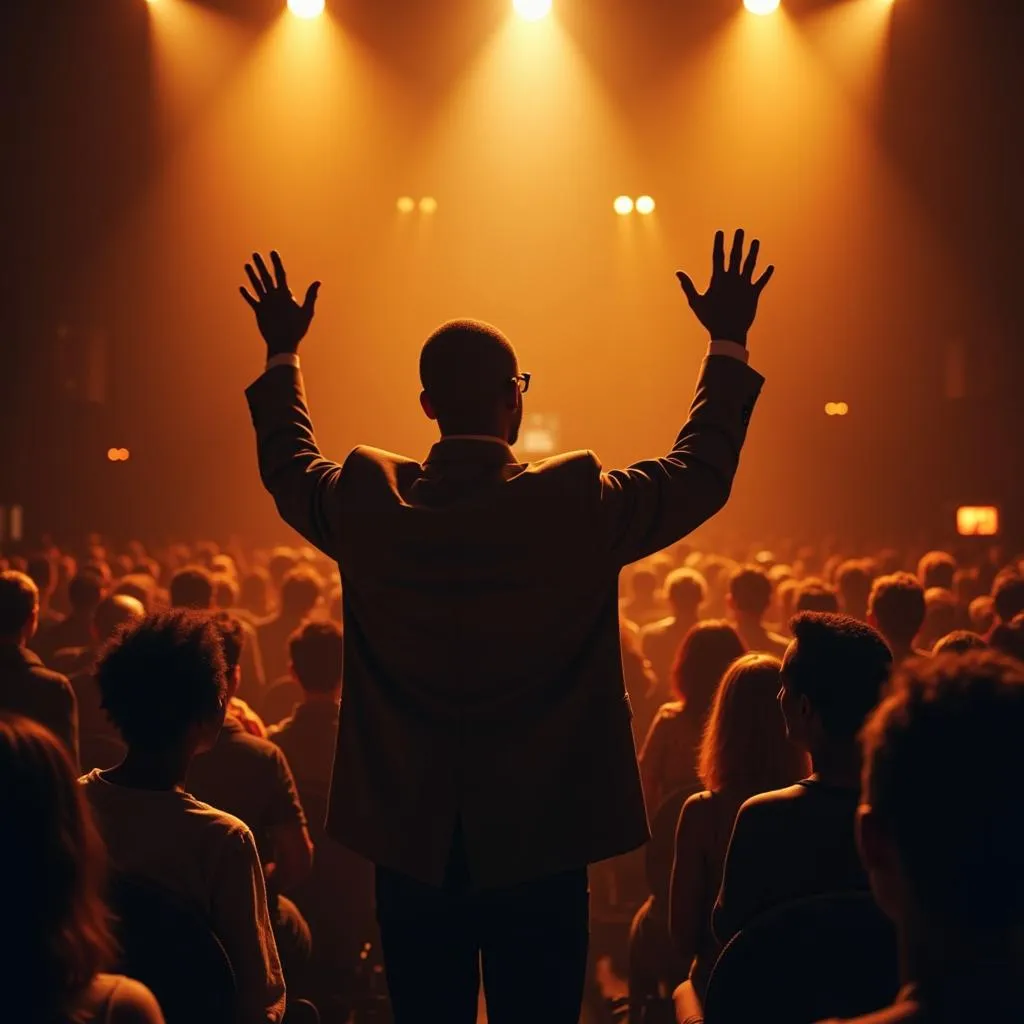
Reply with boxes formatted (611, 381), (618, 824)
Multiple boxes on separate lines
(266, 352), (301, 372)
(708, 340), (749, 363)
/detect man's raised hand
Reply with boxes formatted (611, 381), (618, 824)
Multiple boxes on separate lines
(240, 251), (321, 357)
(676, 230), (774, 347)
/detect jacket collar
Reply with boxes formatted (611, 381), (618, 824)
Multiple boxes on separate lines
(424, 436), (518, 468)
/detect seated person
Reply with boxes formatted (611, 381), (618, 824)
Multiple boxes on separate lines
(1, 712), (164, 1024)
(820, 651), (1024, 1023)
(268, 620), (343, 793)
(727, 565), (788, 658)
(794, 579), (840, 614)
(0, 570), (79, 765)
(868, 573), (927, 666)
(669, 654), (808, 1001)
(640, 568), (707, 694)
(258, 567), (324, 687)
(713, 613), (892, 945)
(32, 569), (104, 666)
(81, 610), (286, 1024)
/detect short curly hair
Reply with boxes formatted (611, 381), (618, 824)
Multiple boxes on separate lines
(868, 572), (925, 647)
(862, 652), (1024, 927)
(96, 610), (226, 749)
(289, 620), (344, 694)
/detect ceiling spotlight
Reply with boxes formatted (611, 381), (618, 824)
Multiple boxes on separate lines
(613, 196), (634, 216)
(743, 0), (780, 14)
(635, 195), (656, 215)
(287, 0), (325, 19)
(396, 197), (415, 213)
(513, 0), (553, 20)
(419, 197), (438, 214)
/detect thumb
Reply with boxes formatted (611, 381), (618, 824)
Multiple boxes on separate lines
(302, 281), (321, 317)
(676, 272), (700, 308)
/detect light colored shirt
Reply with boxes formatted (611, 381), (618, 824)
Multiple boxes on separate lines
(80, 770), (286, 1024)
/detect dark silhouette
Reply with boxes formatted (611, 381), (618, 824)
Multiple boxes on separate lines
(822, 652), (1024, 1022)
(623, 566), (669, 630)
(82, 610), (286, 1024)
(25, 552), (64, 631)
(0, 569), (79, 765)
(727, 564), (789, 657)
(714, 613), (892, 945)
(868, 572), (927, 665)
(931, 629), (988, 656)
(916, 550), (956, 592)
(795, 578), (841, 614)
(919, 587), (958, 650)
(240, 231), (773, 1022)
(257, 567), (324, 686)
(835, 559), (874, 622)
(0, 713), (164, 1024)
(990, 569), (1024, 627)
(640, 567), (708, 692)
(32, 568), (104, 665)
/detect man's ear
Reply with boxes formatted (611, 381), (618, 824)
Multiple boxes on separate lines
(420, 391), (437, 421)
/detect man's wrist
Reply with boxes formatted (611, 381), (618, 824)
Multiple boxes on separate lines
(266, 351), (301, 371)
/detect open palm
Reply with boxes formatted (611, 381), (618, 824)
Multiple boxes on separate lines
(240, 251), (321, 356)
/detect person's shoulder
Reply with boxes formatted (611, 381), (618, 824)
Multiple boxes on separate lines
(641, 616), (675, 640)
(736, 783), (807, 822)
(266, 715), (294, 742)
(28, 658), (74, 693)
(179, 790), (254, 840)
(652, 700), (685, 724)
(680, 789), (716, 824)
(345, 445), (422, 473)
(101, 975), (166, 1024)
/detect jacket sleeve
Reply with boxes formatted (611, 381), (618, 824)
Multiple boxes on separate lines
(595, 355), (763, 568)
(245, 366), (346, 558)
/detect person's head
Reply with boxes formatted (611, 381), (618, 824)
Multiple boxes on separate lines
(991, 571), (1024, 625)
(96, 610), (227, 758)
(969, 595), (995, 635)
(169, 565), (214, 610)
(917, 550), (957, 592)
(727, 564), (774, 622)
(92, 593), (145, 646)
(698, 653), (808, 796)
(419, 319), (524, 443)
(267, 548), (300, 591)
(835, 559), (873, 620)
(779, 612), (892, 756)
(672, 620), (746, 719)
(857, 652), (1024, 938)
(25, 553), (55, 602)
(210, 554), (237, 579)
(289, 620), (344, 697)
(868, 572), (926, 650)
(664, 567), (707, 620)
(213, 574), (239, 611)
(932, 630), (988, 656)
(68, 570), (105, 618)
(240, 568), (271, 619)
(794, 579), (840, 614)
(920, 587), (958, 647)
(213, 612), (245, 699)
(113, 574), (155, 612)
(0, 571), (39, 645)
(630, 567), (659, 604)
(0, 714), (116, 1020)
(280, 566), (323, 620)
(990, 612), (1024, 664)
(776, 577), (801, 626)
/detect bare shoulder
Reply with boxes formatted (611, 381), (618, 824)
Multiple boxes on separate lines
(735, 784), (806, 826)
(105, 976), (166, 1024)
(679, 790), (715, 830)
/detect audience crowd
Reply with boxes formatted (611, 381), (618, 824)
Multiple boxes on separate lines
(2, 532), (1023, 1023)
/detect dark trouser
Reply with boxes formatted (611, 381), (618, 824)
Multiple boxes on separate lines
(375, 839), (589, 1024)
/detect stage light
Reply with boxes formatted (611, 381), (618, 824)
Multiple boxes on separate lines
(825, 402), (849, 417)
(613, 196), (634, 216)
(635, 195), (656, 215)
(744, 0), (780, 14)
(957, 505), (999, 537)
(513, 0), (552, 21)
(396, 197), (415, 213)
(419, 196), (438, 214)
(287, 0), (325, 19)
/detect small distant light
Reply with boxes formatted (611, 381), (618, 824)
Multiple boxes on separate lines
(287, 0), (325, 19)
(107, 447), (131, 462)
(744, 0), (780, 13)
(396, 197), (415, 214)
(513, 0), (552, 20)
(825, 402), (849, 417)
(613, 196), (634, 216)
(635, 195), (656, 215)
(419, 196), (438, 214)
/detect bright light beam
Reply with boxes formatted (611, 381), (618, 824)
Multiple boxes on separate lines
(288, 0), (325, 19)
(513, 0), (553, 22)
(744, 0), (781, 14)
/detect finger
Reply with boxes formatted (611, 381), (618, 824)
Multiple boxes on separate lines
(742, 239), (760, 280)
(302, 281), (321, 318)
(270, 250), (288, 290)
(753, 265), (775, 294)
(245, 264), (266, 298)
(239, 286), (259, 310)
(712, 230), (725, 276)
(253, 252), (274, 291)
(728, 229), (745, 274)
(676, 271), (700, 308)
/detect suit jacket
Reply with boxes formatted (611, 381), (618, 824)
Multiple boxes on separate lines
(246, 354), (762, 888)
(0, 643), (79, 768)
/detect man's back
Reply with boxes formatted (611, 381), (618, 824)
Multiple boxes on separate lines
(267, 700), (338, 793)
(713, 779), (867, 944)
(0, 643), (78, 764)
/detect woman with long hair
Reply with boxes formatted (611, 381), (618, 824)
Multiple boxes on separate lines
(638, 620), (746, 815)
(668, 654), (808, 999)
(0, 713), (164, 1024)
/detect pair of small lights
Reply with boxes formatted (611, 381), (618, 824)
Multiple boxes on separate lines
(824, 402), (849, 417)
(107, 448), (131, 462)
(397, 197), (438, 214)
(614, 195), (656, 216)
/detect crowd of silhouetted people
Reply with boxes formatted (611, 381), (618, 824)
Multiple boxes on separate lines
(2, 533), (1024, 1023)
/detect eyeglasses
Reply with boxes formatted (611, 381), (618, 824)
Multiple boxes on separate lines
(511, 372), (532, 394)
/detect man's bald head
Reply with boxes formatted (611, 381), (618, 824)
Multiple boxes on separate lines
(94, 593), (145, 644)
(419, 319), (523, 441)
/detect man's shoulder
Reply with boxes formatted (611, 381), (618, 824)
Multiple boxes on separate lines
(641, 616), (675, 641)
(178, 791), (255, 842)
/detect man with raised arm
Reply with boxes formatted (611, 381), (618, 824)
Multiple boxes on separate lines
(241, 230), (773, 1024)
